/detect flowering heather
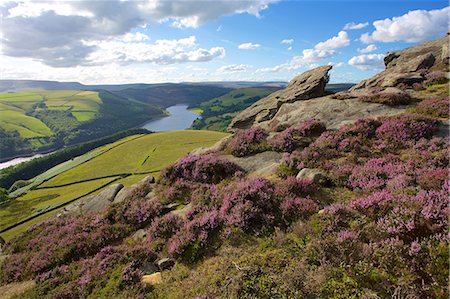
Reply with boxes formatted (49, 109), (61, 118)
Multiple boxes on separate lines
(375, 114), (438, 146)
(413, 96), (449, 118)
(274, 176), (316, 199)
(415, 167), (448, 190)
(218, 177), (278, 231)
(226, 127), (268, 157)
(348, 157), (413, 192)
(156, 178), (194, 204)
(167, 208), (221, 261)
(359, 91), (412, 106)
(160, 153), (243, 184)
(424, 71), (448, 86)
(107, 196), (162, 228)
(270, 119), (325, 152)
(148, 213), (184, 242)
(1, 215), (130, 282)
(280, 197), (318, 224)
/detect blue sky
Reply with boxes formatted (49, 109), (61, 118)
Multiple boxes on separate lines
(1, 0), (448, 84)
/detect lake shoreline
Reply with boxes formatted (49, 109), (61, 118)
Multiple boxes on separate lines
(140, 104), (201, 132)
(1, 104), (201, 169)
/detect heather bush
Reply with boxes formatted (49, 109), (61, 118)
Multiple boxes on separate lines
(156, 178), (195, 204)
(375, 114), (438, 148)
(270, 119), (325, 152)
(409, 137), (449, 168)
(415, 167), (448, 190)
(348, 157), (413, 192)
(413, 96), (449, 118)
(424, 71), (448, 86)
(218, 177), (279, 232)
(167, 208), (221, 262)
(330, 92), (354, 100)
(106, 196), (162, 229)
(274, 176), (316, 199)
(280, 197), (318, 224)
(148, 213), (184, 242)
(160, 153), (243, 184)
(359, 91), (412, 106)
(1, 215), (131, 282)
(226, 127), (269, 157)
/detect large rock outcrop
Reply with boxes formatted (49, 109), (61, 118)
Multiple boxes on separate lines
(228, 35), (448, 132)
(259, 95), (406, 131)
(228, 65), (332, 130)
(351, 36), (448, 90)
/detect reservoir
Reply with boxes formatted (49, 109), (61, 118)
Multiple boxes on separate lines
(141, 104), (200, 132)
(0, 153), (47, 170)
(0, 104), (200, 170)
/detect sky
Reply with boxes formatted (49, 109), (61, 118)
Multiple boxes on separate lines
(0, 0), (448, 84)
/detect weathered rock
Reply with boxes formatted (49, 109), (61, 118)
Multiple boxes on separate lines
(140, 262), (158, 275)
(171, 202), (193, 217)
(131, 229), (148, 243)
(226, 151), (283, 173)
(442, 43), (449, 63)
(352, 36), (448, 90)
(0, 236), (5, 255)
(296, 168), (328, 185)
(229, 65), (332, 130)
(189, 136), (232, 155)
(384, 51), (400, 67)
(141, 272), (163, 285)
(157, 258), (175, 271)
(113, 176), (155, 204)
(259, 95), (406, 131)
(251, 162), (280, 178)
(63, 183), (124, 214)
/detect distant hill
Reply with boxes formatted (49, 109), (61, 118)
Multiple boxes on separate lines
(0, 79), (288, 92)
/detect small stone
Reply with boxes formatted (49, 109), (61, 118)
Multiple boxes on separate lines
(131, 229), (147, 243)
(296, 168), (328, 185)
(141, 272), (163, 285)
(157, 258), (175, 271)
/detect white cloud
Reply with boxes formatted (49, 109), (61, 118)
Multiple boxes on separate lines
(281, 39), (294, 45)
(348, 53), (385, 70)
(238, 42), (261, 50)
(315, 31), (350, 51)
(302, 49), (336, 63)
(360, 7), (449, 43)
(358, 44), (378, 53)
(328, 62), (345, 68)
(0, 0), (277, 67)
(343, 22), (368, 30)
(218, 64), (250, 72)
(121, 32), (150, 43)
(85, 36), (225, 65)
(287, 46), (293, 51)
(256, 30), (350, 73)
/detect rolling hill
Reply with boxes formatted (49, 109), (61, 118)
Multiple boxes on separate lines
(0, 130), (228, 241)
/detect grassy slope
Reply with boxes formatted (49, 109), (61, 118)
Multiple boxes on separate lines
(0, 90), (102, 138)
(0, 130), (228, 240)
(191, 87), (279, 131)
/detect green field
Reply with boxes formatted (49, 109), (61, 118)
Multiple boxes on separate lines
(0, 130), (228, 240)
(0, 90), (102, 138)
(191, 87), (278, 131)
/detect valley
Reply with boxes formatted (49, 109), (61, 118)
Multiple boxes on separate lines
(0, 2), (448, 296)
(0, 130), (228, 241)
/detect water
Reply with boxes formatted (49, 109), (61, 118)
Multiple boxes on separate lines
(0, 153), (48, 170)
(141, 104), (200, 132)
(0, 104), (199, 169)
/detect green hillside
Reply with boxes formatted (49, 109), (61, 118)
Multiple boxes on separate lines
(191, 87), (279, 131)
(0, 90), (161, 159)
(0, 130), (228, 241)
